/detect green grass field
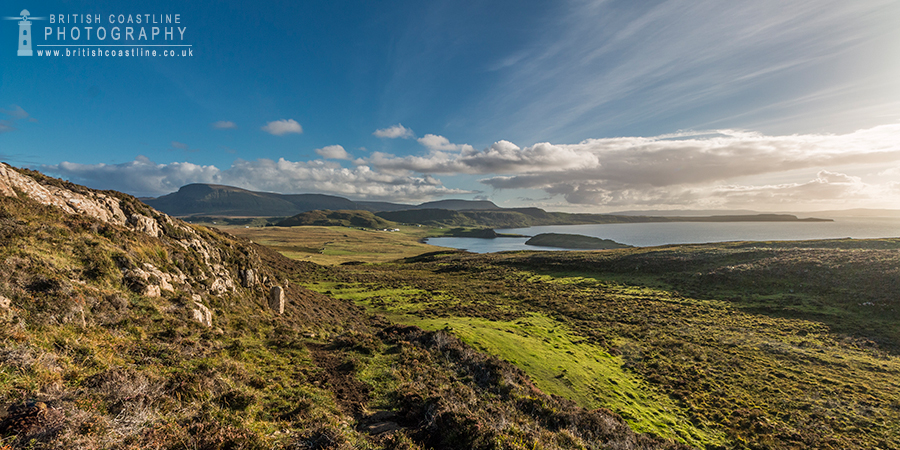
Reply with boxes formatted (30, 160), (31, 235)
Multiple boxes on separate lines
(310, 278), (725, 447)
(292, 239), (900, 450)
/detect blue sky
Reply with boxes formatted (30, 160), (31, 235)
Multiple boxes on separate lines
(2, 0), (900, 211)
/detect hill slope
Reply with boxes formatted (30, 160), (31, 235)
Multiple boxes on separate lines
(0, 163), (684, 450)
(316, 239), (900, 450)
(145, 183), (359, 217)
(275, 210), (398, 229)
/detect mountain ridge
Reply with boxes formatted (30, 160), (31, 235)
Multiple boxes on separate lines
(144, 183), (503, 217)
(144, 183), (842, 227)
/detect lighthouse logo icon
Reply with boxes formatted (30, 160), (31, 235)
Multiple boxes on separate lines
(17, 9), (32, 56)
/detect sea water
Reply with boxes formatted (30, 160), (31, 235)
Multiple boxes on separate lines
(426, 217), (900, 253)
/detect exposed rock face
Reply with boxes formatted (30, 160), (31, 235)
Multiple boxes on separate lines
(269, 286), (285, 314)
(239, 269), (256, 288)
(0, 162), (259, 304)
(0, 294), (10, 311)
(1, 162), (127, 225)
(122, 263), (186, 297)
(191, 295), (213, 327)
(144, 285), (161, 298)
(0, 163), (166, 238)
(127, 214), (160, 238)
(174, 237), (235, 296)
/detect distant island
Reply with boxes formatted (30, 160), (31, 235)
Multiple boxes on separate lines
(525, 233), (633, 250)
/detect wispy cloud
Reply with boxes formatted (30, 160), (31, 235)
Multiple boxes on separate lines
(315, 145), (351, 160)
(0, 105), (36, 133)
(211, 120), (237, 129)
(473, 1), (900, 140)
(261, 119), (303, 136)
(373, 124), (414, 139)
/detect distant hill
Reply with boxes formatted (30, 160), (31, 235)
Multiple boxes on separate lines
(611, 209), (760, 216)
(145, 184), (300, 216)
(355, 200), (413, 212)
(275, 210), (399, 229)
(416, 199), (500, 210)
(143, 183), (488, 217)
(144, 184), (360, 217)
(525, 233), (633, 249)
(802, 208), (900, 218)
(143, 183), (832, 228)
(376, 209), (832, 228)
(614, 208), (900, 219)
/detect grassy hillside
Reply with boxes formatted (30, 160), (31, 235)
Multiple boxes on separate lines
(0, 166), (683, 449)
(302, 241), (900, 450)
(276, 210), (399, 229)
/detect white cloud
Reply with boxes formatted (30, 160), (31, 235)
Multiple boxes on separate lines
(39, 124), (900, 209)
(315, 145), (351, 160)
(211, 120), (237, 129)
(261, 119), (303, 136)
(365, 124), (900, 208)
(373, 124), (414, 139)
(42, 156), (472, 202)
(416, 134), (475, 152)
(41, 156), (221, 198)
(704, 170), (882, 208)
(170, 141), (189, 150)
(877, 167), (900, 177)
(515, 170), (883, 209)
(370, 124), (900, 179)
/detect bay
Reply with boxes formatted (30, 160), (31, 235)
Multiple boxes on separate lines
(426, 217), (900, 253)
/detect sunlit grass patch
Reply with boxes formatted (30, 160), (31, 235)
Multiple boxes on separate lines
(413, 314), (724, 446)
(306, 280), (722, 446)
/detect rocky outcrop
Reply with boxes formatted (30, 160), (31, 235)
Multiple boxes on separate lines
(238, 269), (256, 288)
(173, 237), (236, 296)
(269, 286), (285, 314)
(1, 163), (127, 224)
(0, 163), (162, 238)
(126, 214), (160, 238)
(144, 285), (161, 298)
(0, 163), (271, 315)
(122, 263), (187, 297)
(0, 294), (10, 312)
(190, 295), (213, 327)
